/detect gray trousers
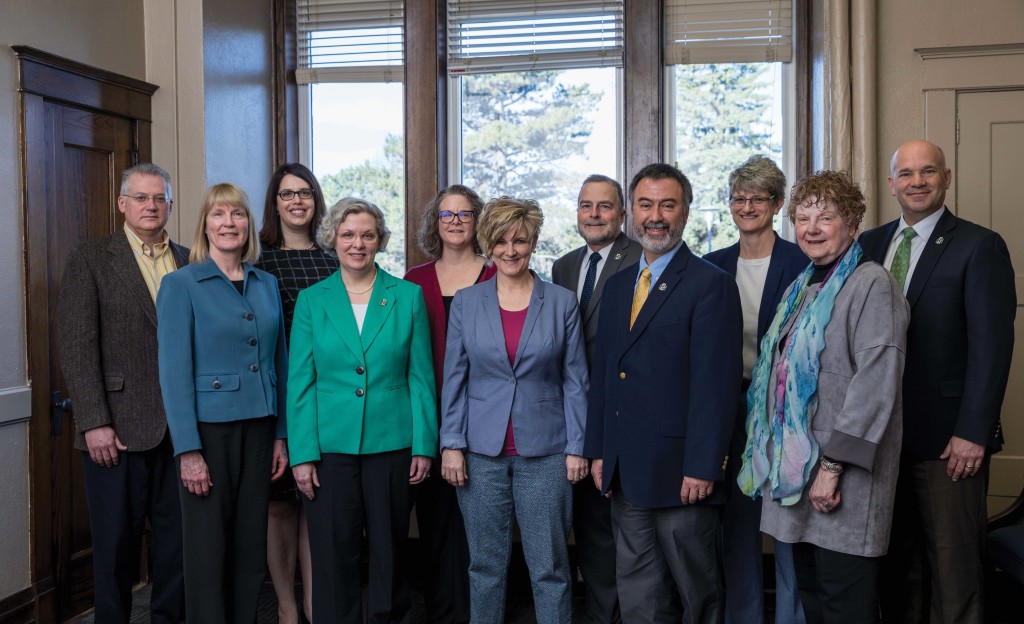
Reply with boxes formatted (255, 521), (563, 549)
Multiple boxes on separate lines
(611, 493), (723, 624)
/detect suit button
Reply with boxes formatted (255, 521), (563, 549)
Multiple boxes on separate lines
(249, 364), (259, 372)
(244, 312), (254, 321)
(619, 372), (626, 379)
(248, 338), (257, 346)
(508, 377), (515, 383)
(212, 380), (222, 389)
(355, 388), (364, 397)
(356, 366), (365, 375)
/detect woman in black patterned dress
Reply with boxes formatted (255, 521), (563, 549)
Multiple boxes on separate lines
(257, 162), (338, 624)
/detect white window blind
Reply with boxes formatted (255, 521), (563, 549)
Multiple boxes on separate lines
(296, 0), (403, 84)
(447, 0), (624, 75)
(665, 0), (792, 65)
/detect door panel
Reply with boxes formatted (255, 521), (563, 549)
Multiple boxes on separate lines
(956, 89), (1024, 514)
(16, 46), (155, 624)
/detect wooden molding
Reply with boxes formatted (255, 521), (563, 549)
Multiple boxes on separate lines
(915, 43), (1024, 60)
(12, 45), (157, 120)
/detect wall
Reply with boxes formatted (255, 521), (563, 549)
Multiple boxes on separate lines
(0, 0), (146, 599)
(875, 0), (1024, 223)
(203, 0), (274, 224)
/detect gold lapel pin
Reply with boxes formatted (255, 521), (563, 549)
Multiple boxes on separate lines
(658, 283), (667, 291)
(380, 298), (387, 306)
(935, 236), (944, 245)
(614, 253), (623, 260)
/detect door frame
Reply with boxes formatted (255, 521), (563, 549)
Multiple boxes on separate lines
(13, 45), (157, 623)
(917, 42), (1024, 215)
(918, 42), (1024, 517)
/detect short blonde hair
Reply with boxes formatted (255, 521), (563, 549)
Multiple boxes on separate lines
(190, 183), (260, 264)
(316, 197), (391, 252)
(476, 196), (544, 258)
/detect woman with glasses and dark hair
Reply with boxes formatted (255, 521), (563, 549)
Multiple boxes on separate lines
(704, 155), (808, 623)
(288, 198), (437, 623)
(255, 162), (337, 624)
(403, 184), (496, 623)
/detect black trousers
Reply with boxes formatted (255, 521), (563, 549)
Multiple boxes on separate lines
(412, 469), (471, 623)
(572, 480), (621, 623)
(793, 542), (880, 624)
(81, 433), (184, 624)
(179, 418), (274, 624)
(306, 449), (413, 624)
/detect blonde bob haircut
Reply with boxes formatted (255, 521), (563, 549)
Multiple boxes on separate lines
(190, 183), (261, 265)
(476, 196), (544, 258)
(316, 197), (391, 252)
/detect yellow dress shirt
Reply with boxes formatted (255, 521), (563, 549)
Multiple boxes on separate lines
(124, 224), (178, 301)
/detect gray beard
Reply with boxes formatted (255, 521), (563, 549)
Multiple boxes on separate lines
(634, 223), (682, 255)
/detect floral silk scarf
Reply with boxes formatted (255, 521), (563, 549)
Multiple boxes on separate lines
(738, 242), (863, 505)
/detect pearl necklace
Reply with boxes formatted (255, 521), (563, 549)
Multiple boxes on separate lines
(280, 242), (316, 251)
(345, 269), (377, 295)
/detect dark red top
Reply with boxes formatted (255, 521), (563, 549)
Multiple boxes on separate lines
(403, 259), (497, 398)
(499, 306), (528, 456)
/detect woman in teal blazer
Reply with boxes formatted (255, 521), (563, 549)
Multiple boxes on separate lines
(157, 183), (288, 623)
(288, 198), (437, 624)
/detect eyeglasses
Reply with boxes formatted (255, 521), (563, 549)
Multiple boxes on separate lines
(337, 231), (379, 245)
(728, 195), (776, 208)
(438, 210), (476, 224)
(122, 194), (169, 207)
(278, 188), (315, 201)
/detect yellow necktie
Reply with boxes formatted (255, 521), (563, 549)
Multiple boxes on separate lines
(630, 268), (651, 329)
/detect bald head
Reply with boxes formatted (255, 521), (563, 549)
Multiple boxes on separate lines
(889, 140), (946, 177)
(888, 140), (952, 225)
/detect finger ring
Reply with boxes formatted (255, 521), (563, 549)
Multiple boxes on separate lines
(966, 464), (974, 468)
(698, 492), (707, 498)
(823, 503), (831, 509)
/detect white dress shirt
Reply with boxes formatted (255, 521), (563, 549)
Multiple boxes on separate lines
(576, 243), (613, 301)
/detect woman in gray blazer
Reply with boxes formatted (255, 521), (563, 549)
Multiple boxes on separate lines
(439, 197), (589, 624)
(157, 183), (288, 624)
(737, 171), (909, 623)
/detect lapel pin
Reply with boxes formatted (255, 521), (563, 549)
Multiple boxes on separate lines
(614, 253), (623, 260)
(658, 283), (667, 292)
(380, 298), (387, 306)
(935, 236), (944, 245)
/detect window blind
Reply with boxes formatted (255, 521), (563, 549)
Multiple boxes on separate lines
(664, 0), (792, 65)
(296, 0), (403, 84)
(447, 0), (624, 75)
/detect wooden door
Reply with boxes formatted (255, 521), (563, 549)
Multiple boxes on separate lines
(15, 46), (156, 623)
(955, 89), (1024, 515)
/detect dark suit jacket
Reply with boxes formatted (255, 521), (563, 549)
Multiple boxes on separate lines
(583, 243), (742, 508)
(551, 233), (643, 360)
(58, 230), (189, 452)
(703, 234), (808, 347)
(859, 208), (1016, 460)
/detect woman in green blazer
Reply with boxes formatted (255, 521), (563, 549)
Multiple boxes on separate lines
(288, 197), (438, 624)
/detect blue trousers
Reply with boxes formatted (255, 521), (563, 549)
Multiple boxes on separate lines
(457, 452), (573, 624)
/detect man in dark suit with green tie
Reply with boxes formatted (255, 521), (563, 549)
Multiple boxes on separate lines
(859, 140), (1016, 624)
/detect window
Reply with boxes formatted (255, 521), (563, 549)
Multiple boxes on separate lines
(447, 0), (624, 279)
(297, 0), (406, 274)
(664, 0), (793, 254)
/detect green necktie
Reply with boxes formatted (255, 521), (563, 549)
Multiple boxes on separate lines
(890, 226), (918, 289)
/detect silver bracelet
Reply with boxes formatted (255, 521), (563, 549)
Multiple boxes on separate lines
(819, 456), (844, 474)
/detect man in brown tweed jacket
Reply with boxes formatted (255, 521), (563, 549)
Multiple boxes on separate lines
(57, 163), (188, 623)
